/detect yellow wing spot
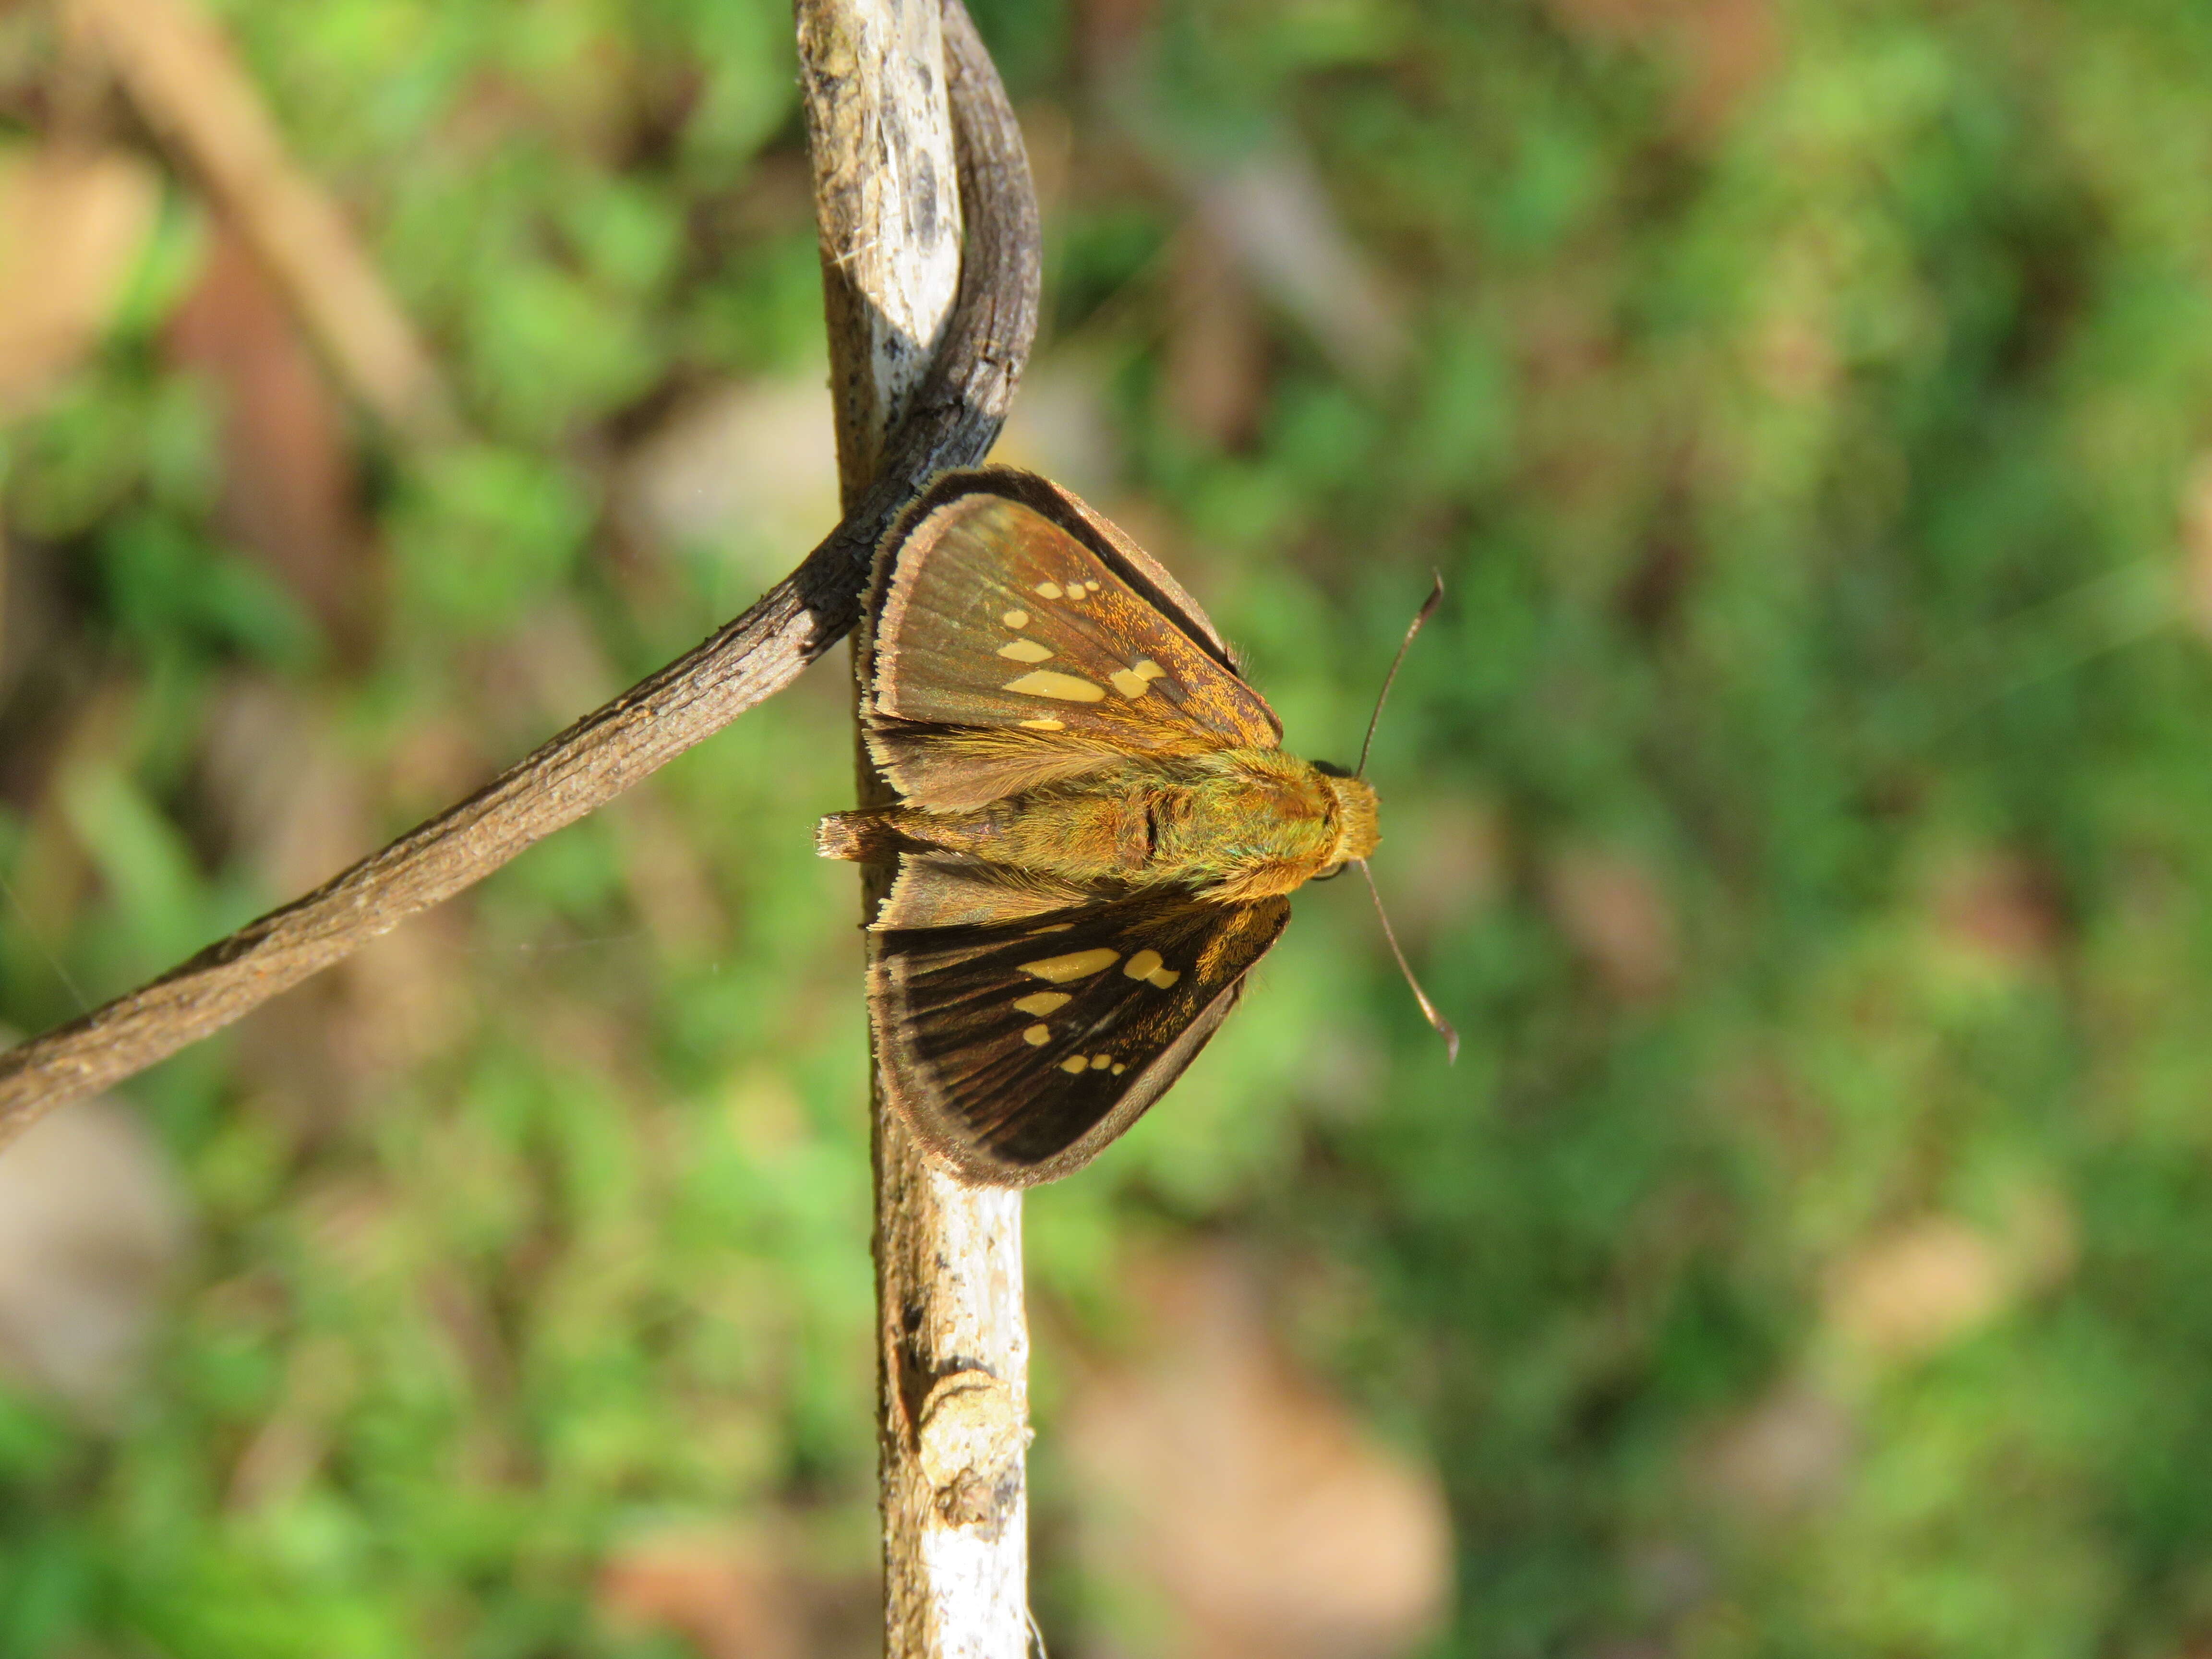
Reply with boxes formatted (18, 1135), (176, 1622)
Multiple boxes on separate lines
(1111, 1063), (1127, 1075)
(997, 638), (1054, 663)
(1033, 922), (1075, 934)
(1019, 948), (1120, 983)
(1002, 608), (1029, 628)
(1135, 659), (1165, 681)
(1090, 1054), (1113, 1070)
(1004, 670), (1107, 702)
(1107, 667), (1153, 699)
(1019, 717), (1066, 731)
(1014, 992), (1071, 1016)
(1034, 581), (1063, 599)
(1084, 580), (1103, 593)
(1121, 949), (1181, 988)
(1059, 1054), (1090, 1074)
(1023, 1024), (1052, 1046)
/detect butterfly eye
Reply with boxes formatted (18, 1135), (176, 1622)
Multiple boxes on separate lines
(1312, 759), (1352, 778)
(1312, 862), (1346, 883)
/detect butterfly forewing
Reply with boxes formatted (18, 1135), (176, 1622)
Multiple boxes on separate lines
(865, 489), (1281, 809)
(871, 890), (1291, 1184)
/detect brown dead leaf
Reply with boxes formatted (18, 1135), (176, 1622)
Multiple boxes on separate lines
(1067, 1246), (1452, 1659)
(0, 144), (159, 414)
(167, 221), (377, 657)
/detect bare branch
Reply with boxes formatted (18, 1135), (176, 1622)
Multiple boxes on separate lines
(796, 3), (1037, 1653)
(0, 0), (1039, 1149)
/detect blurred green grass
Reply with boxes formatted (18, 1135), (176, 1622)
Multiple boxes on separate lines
(10, 0), (2212, 1653)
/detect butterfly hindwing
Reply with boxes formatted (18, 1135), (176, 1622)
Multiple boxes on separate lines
(869, 888), (1292, 1185)
(862, 473), (1282, 809)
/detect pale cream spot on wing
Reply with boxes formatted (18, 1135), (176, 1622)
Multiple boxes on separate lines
(1004, 670), (1107, 702)
(1013, 992), (1070, 1016)
(997, 638), (1054, 662)
(1018, 717), (1065, 731)
(1147, 966), (1181, 989)
(1023, 1024), (1051, 1046)
(1108, 667), (1153, 699)
(1084, 580), (1103, 593)
(1134, 659), (1165, 681)
(1111, 1063), (1127, 1075)
(1034, 581), (1063, 599)
(1019, 947), (1120, 983)
(1090, 1054), (1113, 1070)
(1059, 1055), (1089, 1074)
(1002, 608), (1029, 628)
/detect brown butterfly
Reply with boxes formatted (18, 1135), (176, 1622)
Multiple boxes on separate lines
(818, 468), (1451, 1185)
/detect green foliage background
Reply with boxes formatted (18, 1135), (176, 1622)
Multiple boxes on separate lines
(9, 0), (2212, 1653)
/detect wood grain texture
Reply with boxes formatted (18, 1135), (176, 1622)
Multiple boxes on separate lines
(0, 0), (1040, 1150)
(800, 0), (963, 503)
(797, 2), (1037, 1653)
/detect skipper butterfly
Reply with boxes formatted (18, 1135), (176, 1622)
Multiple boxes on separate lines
(819, 469), (1449, 1185)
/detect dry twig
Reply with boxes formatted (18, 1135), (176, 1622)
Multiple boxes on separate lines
(796, 4), (1035, 1652)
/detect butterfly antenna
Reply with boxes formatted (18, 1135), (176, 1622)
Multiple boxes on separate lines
(1356, 573), (1444, 778)
(1358, 860), (1459, 1063)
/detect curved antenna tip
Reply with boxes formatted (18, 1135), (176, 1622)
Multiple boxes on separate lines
(1357, 861), (1458, 1062)
(1356, 575), (1446, 779)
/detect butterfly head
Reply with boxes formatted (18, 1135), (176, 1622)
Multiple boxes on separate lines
(1317, 767), (1381, 870)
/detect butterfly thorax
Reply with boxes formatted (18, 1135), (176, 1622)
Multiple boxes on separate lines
(858, 748), (1378, 903)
